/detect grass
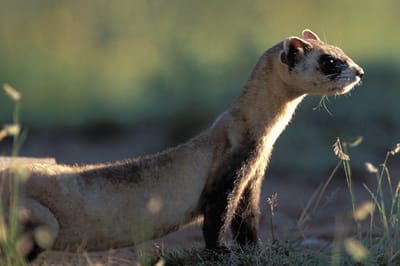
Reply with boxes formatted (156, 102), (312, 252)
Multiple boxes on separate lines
(0, 84), (27, 265)
(155, 242), (331, 266)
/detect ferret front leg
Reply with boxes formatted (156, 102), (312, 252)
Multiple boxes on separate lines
(202, 192), (230, 252)
(231, 179), (262, 246)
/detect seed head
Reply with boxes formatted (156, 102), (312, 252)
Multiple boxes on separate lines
(364, 162), (378, 174)
(3, 83), (21, 101)
(267, 193), (278, 216)
(389, 143), (400, 156)
(333, 137), (350, 161)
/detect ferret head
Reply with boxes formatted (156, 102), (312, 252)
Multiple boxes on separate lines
(278, 29), (364, 96)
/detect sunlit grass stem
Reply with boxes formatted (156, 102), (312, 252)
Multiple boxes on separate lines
(11, 100), (20, 157)
(339, 140), (361, 239)
(0, 84), (26, 265)
(365, 148), (400, 259)
(298, 160), (341, 229)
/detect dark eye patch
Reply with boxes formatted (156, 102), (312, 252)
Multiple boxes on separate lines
(318, 54), (348, 79)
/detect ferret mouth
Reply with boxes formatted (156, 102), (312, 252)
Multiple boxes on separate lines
(329, 76), (361, 95)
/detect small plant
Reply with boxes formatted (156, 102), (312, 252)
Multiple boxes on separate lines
(0, 83), (27, 265)
(331, 138), (400, 265)
(266, 193), (278, 242)
(362, 143), (400, 264)
(1, 83), (25, 156)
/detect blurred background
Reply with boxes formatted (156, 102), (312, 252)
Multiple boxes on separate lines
(0, 0), (399, 179)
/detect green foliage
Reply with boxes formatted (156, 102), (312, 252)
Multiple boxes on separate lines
(0, 0), (399, 126)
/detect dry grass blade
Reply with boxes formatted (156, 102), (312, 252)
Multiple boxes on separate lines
(389, 143), (400, 156)
(344, 238), (369, 262)
(348, 136), (363, 148)
(4, 124), (20, 136)
(365, 162), (378, 174)
(0, 129), (7, 141)
(353, 201), (375, 221)
(266, 193), (278, 216)
(333, 138), (350, 161)
(3, 83), (21, 102)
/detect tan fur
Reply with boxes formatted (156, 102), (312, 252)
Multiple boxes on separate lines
(0, 29), (363, 256)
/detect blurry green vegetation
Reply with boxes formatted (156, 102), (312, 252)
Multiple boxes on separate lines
(0, 0), (399, 124)
(0, 0), (399, 176)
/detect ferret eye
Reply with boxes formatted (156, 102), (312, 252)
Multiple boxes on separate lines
(318, 54), (346, 78)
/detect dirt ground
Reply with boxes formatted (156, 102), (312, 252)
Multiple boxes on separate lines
(1, 128), (398, 265)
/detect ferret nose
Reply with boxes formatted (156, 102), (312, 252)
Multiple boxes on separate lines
(355, 67), (364, 78)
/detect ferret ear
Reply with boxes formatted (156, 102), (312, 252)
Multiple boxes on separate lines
(280, 37), (311, 69)
(302, 29), (320, 41)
